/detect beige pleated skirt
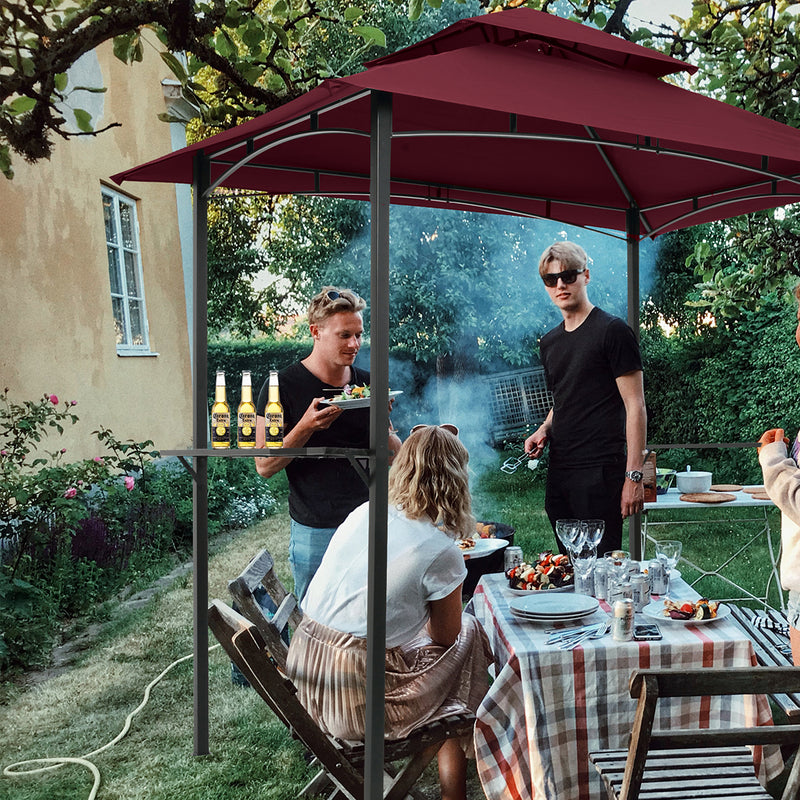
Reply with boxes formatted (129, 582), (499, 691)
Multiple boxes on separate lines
(286, 613), (493, 746)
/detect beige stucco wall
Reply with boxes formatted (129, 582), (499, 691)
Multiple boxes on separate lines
(0, 37), (193, 460)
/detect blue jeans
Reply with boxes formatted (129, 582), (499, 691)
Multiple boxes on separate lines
(289, 519), (337, 602)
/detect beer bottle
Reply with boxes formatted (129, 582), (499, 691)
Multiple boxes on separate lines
(210, 370), (230, 448)
(265, 370), (284, 448)
(237, 371), (257, 448)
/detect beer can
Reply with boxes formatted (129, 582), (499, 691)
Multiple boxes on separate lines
(648, 558), (669, 596)
(631, 573), (649, 611)
(608, 578), (633, 606)
(504, 545), (523, 574)
(593, 560), (609, 600)
(612, 598), (635, 641)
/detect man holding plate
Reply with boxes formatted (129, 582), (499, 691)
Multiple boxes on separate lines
(255, 286), (402, 601)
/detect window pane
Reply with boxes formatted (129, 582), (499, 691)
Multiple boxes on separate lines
(128, 300), (145, 346)
(107, 246), (121, 295)
(112, 297), (127, 345)
(124, 251), (139, 296)
(119, 203), (135, 248)
(103, 194), (117, 244)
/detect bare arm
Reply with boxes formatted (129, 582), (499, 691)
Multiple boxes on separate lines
(254, 397), (342, 479)
(426, 584), (464, 647)
(524, 408), (553, 458)
(616, 370), (647, 518)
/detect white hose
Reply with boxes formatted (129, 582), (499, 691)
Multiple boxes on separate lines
(2, 644), (220, 799)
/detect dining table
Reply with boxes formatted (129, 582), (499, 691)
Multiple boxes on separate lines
(470, 571), (784, 800)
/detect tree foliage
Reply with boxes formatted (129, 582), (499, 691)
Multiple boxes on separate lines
(0, 0), (394, 179)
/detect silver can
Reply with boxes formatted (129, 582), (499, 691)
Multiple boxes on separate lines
(612, 598), (635, 641)
(593, 560), (609, 600)
(648, 558), (669, 596)
(504, 545), (523, 575)
(630, 573), (649, 611)
(608, 578), (633, 606)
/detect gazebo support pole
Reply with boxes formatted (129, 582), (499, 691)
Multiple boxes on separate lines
(626, 205), (643, 562)
(192, 152), (210, 755)
(365, 89), (392, 799)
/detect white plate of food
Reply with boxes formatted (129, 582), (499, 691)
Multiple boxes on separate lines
(320, 390), (402, 409)
(642, 599), (730, 625)
(459, 537), (508, 560)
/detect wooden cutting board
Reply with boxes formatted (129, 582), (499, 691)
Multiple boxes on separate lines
(710, 484), (742, 492)
(743, 485), (766, 494)
(750, 492), (772, 501)
(680, 492), (736, 504)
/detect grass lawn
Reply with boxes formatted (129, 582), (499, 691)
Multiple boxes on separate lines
(0, 454), (787, 800)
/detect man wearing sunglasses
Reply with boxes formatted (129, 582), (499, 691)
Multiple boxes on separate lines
(255, 286), (402, 600)
(524, 241), (647, 556)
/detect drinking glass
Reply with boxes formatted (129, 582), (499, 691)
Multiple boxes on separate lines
(555, 518), (584, 554)
(654, 540), (682, 572)
(604, 549), (631, 586)
(572, 543), (597, 595)
(582, 519), (605, 549)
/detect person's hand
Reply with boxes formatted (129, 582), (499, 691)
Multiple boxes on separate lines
(758, 428), (790, 449)
(299, 397), (343, 432)
(621, 479), (644, 519)
(524, 427), (548, 459)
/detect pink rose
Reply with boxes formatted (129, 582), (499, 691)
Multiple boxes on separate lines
(124, 476), (135, 491)
(70, 400), (77, 406)
(0, 449), (6, 456)
(94, 456), (104, 464)
(60, 448), (67, 454)
(49, 394), (59, 405)
(63, 487), (77, 499)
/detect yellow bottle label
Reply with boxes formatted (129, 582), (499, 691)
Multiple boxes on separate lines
(237, 410), (257, 447)
(265, 410), (284, 448)
(211, 410), (230, 448)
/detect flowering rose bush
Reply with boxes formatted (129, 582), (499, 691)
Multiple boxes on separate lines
(0, 389), (277, 677)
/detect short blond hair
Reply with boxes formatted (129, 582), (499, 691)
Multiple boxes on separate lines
(307, 286), (366, 327)
(538, 241), (588, 278)
(388, 426), (475, 539)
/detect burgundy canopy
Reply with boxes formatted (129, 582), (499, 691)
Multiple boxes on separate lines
(114, 7), (800, 239)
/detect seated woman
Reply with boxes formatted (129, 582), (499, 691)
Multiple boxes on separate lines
(286, 425), (492, 800)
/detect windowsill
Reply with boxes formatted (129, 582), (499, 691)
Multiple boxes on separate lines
(116, 350), (159, 357)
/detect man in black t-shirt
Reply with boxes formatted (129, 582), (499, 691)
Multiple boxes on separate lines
(255, 287), (402, 601)
(524, 242), (647, 555)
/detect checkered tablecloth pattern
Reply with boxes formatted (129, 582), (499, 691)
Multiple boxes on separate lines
(472, 573), (783, 800)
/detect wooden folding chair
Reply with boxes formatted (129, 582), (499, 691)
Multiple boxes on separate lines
(209, 599), (475, 800)
(227, 547), (303, 673)
(589, 666), (800, 800)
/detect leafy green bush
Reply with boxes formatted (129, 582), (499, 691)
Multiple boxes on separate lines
(0, 390), (278, 677)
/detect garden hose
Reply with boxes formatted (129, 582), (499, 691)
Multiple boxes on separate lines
(2, 644), (220, 800)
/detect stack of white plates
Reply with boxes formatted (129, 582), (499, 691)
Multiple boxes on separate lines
(509, 593), (600, 623)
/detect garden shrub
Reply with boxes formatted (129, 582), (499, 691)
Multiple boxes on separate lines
(0, 389), (278, 677)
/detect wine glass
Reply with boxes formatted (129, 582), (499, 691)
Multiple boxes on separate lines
(572, 542), (597, 595)
(555, 518), (585, 555)
(654, 540), (682, 572)
(582, 519), (605, 549)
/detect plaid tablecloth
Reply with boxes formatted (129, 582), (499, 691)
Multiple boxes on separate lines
(471, 573), (783, 800)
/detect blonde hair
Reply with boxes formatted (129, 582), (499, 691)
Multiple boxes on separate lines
(388, 426), (475, 539)
(538, 241), (588, 278)
(308, 286), (366, 327)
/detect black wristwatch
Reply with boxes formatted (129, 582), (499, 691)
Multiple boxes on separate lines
(625, 470), (644, 483)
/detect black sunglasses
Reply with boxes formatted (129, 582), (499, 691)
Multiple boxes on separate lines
(326, 290), (341, 301)
(542, 268), (585, 288)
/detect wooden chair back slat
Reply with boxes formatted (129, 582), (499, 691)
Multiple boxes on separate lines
(589, 666), (800, 800)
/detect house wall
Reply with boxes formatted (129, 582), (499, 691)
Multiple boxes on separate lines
(0, 37), (193, 460)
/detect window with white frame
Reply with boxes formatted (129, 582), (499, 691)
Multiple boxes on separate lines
(102, 188), (151, 353)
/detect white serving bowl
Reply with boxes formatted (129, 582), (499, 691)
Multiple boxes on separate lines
(675, 471), (712, 493)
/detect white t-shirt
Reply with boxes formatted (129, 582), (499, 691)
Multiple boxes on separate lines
(301, 502), (467, 648)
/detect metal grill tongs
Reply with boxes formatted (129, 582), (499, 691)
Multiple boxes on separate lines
(501, 452), (539, 474)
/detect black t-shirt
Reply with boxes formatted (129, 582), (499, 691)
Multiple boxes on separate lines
(540, 307), (642, 469)
(256, 362), (370, 528)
